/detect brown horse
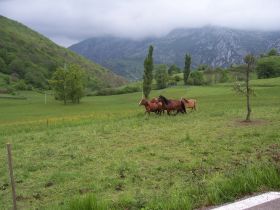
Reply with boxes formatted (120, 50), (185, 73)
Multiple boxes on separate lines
(181, 98), (197, 111)
(139, 98), (164, 115)
(150, 97), (159, 103)
(150, 97), (165, 114)
(158, 95), (186, 115)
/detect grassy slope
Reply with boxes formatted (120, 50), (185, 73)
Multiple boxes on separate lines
(0, 78), (280, 209)
(0, 15), (126, 88)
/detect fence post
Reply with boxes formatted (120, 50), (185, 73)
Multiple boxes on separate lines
(7, 143), (17, 210)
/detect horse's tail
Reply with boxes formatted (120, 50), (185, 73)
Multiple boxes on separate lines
(181, 100), (186, 113)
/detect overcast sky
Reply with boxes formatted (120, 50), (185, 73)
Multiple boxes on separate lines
(1, 0), (280, 47)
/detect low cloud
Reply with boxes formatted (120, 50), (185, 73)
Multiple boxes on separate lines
(1, 0), (280, 46)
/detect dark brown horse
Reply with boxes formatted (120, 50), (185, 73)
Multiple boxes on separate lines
(158, 95), (186, 115)
(139, 98), (164, 115)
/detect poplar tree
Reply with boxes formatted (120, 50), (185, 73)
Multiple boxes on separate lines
(143, 45), (154, 98)
(184, 53), (191, 85)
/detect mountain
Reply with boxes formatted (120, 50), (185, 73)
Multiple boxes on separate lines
(69, 26), (280, 80)
(0, 15), (126, 90)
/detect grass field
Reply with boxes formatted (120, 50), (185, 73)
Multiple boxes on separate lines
(1, 78), (280, 210)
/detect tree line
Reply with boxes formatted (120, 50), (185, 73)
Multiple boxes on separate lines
(142, 46), (280, 122)
(142, 45), (192, 98)
(142, 47), (280, 98)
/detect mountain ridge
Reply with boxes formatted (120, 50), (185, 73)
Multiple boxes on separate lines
(69, 26), (280, 80)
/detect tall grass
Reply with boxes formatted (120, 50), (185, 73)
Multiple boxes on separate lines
(61, 195), (108, 210)
(206, 163), (280, 205)
(52, 162), (280, 210)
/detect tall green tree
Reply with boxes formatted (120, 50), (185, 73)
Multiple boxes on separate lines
(143, 45), (154, 98)
(50, 64), (85, 104)
(183, 53), (191, 85)
(155, 64), (168, 89)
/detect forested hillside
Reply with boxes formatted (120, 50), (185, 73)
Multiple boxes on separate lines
(0, 15), (126, 91)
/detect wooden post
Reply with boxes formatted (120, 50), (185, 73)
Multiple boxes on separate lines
(7, 143), (17, 210)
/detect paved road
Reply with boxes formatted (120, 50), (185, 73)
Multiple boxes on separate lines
(246, 198), (280, 210)
(211, 192), (280, 210)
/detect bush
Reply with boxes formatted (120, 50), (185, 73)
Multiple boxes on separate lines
(256, 56), (280, 79)
(0, 57), (8, 74)
(168, 77), (177, 86)
(216, 70), (229, 83)
(25, 69), (47, 89)
(94, 86), (140, 96)
(13, 79), (27, 90)
(0, 86), (15, 94)
(174, 75), (181, 82)
(8, 58), (25, 77)
(1, 74), (10, 84)
(267, 48), (278, 56)
(168, 64), (181, 75)
(189, 71), (204, 85)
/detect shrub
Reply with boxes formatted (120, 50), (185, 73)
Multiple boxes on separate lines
(174, 75), (181, 82)
(267, 48), (278, 56)
(168, 77), (177, 86)
(13, 79), (27, 90)
(0, 57), (8, 74)
(256, 56), (280, 79)
(94, 86), (140, 96)
(189, 71), (204, 85)
(25, 70), (47, 88)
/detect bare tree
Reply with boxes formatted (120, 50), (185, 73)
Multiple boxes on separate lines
(233, 54), (255, 122)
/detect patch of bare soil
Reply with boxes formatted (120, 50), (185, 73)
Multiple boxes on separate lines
(234, 119), (269, 126)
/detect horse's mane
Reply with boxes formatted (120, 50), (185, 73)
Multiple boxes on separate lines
(159, 95), (169, 105)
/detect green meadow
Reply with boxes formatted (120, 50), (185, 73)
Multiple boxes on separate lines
(0, 78), (280, 210)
